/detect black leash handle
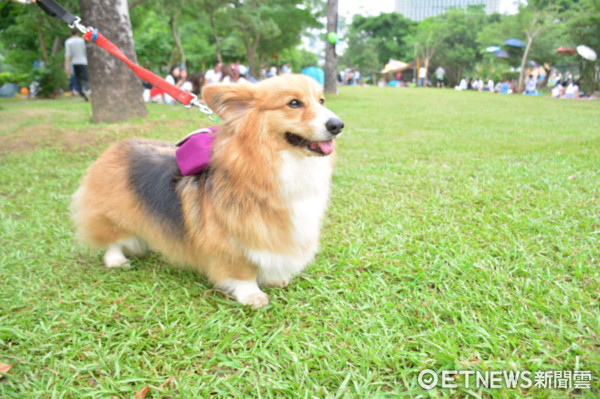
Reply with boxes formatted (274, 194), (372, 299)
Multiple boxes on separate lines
(36, 0), (77, 26)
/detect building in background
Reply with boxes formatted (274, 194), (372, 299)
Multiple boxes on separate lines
(395, 0), (502, 21)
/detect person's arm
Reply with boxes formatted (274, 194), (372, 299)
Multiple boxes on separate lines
(65, 42), (71, 75)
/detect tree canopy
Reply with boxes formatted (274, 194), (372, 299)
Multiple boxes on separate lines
(0, 0), (598, 93)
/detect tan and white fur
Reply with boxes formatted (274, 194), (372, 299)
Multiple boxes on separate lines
(71, 74), (344, 308)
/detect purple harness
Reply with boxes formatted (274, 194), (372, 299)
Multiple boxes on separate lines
(175, 126), (217, 176)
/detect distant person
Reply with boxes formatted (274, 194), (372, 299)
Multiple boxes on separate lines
(563, 81), (579, 99)
(260, 64), (267, 80)
(524, 74), (537, 95)
(500, 80), (512, 94)
(486, 77), (494, 92)
(237, 65), (257, 83)
(205, 61), (222, 85)
(164, 65), (183, 105)
(268, 66), (278, 78)
(418, 66), (426, 87)
(474, 77), (484, 92)
(353, 70), (360, 85)
(220, 64), (236, 83)
(494, 81), (502, 93)
(281, 62), (292, 74)
(181, 72), (204, 96)
(551, 80), (564, 98)
(455, 78), (467, 91)
(65, 28), (89, 101)
(434, 66), (445, 88)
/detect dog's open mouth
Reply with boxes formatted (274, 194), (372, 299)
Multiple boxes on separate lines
(285, 132), (334, 156)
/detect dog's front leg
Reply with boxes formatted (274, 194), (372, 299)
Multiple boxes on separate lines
(216, 278), (269, 309)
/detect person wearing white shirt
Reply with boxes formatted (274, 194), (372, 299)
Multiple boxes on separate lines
(205, 61), (222, 85)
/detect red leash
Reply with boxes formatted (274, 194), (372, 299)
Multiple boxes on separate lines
(35, 0), (218, 122)
(82, 29), (194, 106)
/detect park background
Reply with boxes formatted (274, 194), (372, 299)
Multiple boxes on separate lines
(1, 0), (600, 397)
(0, 0), (599, 99)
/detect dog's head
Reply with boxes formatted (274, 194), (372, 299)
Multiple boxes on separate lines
(203, 74), (344, 156)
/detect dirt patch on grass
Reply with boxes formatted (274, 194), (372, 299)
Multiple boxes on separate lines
(0, 124), (115, 155)
(0, 116), (200, 157)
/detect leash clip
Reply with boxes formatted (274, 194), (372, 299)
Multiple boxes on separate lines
(69, 16), (90, 34)
(187, 94), (220, 123)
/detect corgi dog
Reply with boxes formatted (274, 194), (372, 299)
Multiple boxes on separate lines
(71, 74), (344, 308)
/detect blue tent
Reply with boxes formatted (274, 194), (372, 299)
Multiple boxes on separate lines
(504, 38), (525, 48)
(301, 66), (324, 85)
(0, 83), (18, 98)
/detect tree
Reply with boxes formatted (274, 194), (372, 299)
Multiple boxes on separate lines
(340, 29), (379, 78)
(430, 5), (489, 85)
(227, 0), (277, 78)
(257, 2), (319, 72)
(166, 0), (186, 68)
(224, 0), (317, 79)
(324, 0), (338, 94)
(79, 0), (147, 123)
(565, 0), (600, 92)
(0, 1), (79, 71)
(349, 13), (416, 66)
(194, 0), (227, 63)
(412, 17), (445, 84)
(515, 2), (556, 92)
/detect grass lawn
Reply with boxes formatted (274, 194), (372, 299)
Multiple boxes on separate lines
(1, 87), (599, 397)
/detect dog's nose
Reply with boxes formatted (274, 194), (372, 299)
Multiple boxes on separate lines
(326, 118), (344, 135)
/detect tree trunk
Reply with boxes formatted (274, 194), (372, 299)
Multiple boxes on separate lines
(244, 32), (260, 79)
(79, 0), (147, 123)
(51, 36), (62, 58)
(37, 19), (48, 63)
(169, 7), (185, 69)
(324, 0), (338, 94)
(208, 10), (222, 63)
(518, 34), (534, 93)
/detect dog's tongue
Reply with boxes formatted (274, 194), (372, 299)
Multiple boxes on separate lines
(314, 140), (334, 155)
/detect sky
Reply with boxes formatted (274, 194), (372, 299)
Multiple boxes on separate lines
(338, 0), (521, 20)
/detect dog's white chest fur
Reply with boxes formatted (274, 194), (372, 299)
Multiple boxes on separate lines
(243, 149), (333, 285)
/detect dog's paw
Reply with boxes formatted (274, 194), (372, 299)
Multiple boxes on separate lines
(220, 278), (270, 309)
(263, 279), (288, 289)
(103, 252), (131, 268)
(238, 292), (269, 309)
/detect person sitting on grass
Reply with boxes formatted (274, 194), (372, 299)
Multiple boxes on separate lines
(562, 80), (580, 99)
(551, 80), (564, 98)
(523, 74), (537, 95)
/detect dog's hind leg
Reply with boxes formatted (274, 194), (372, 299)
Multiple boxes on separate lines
(103, 237), (148, 268)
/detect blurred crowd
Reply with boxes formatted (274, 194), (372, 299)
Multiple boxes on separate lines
(144, 61), (293, 105)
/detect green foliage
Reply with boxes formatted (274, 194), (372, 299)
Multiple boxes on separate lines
(348, 13), (416, 66)
(429, 5), (490, 84)
(0, 72), (29, 87)
(29, 56), (68, 97)
(565, 0), (600, 92)
(280, 47), (319, 72)
(340, 30), (380, 76)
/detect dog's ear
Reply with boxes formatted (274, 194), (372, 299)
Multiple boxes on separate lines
(202, 82), (255, 121)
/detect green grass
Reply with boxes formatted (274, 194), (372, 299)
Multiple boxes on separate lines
(1, 88), (599, 397)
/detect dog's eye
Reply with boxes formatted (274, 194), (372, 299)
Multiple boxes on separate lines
(288, 99), (303, 108)
(319, 98), (325, 105)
